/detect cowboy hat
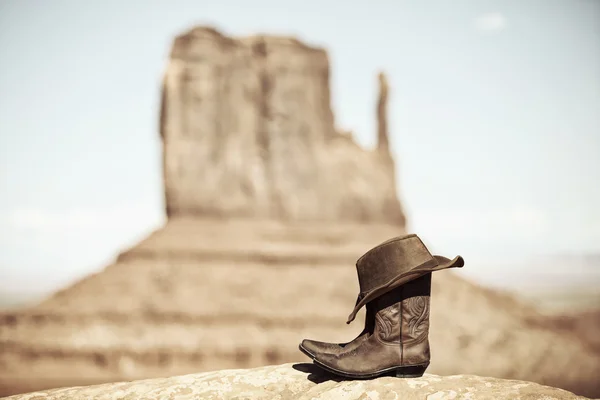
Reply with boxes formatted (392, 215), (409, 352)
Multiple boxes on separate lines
(346, 234), (464, 324)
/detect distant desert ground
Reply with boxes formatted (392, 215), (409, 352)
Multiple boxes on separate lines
(7, 256), (599, 312)
(3, 256), (599, 314)
(458, 255), (600, 313)
(517, 285), (600, 314)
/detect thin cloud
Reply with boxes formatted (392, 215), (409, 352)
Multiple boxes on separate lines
(473, 12), (507, 33)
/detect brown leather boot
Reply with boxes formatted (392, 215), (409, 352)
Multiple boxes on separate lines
(310, 234), (464, 379)
(313, 273), (433, 378)
(299, 303), (375, 359)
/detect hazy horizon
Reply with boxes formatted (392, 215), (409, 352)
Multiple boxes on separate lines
(1, 0), (599, 296)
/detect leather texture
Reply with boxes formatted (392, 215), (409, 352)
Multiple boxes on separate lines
(312, 273), (432, 378)
(299, 234), (463, 378)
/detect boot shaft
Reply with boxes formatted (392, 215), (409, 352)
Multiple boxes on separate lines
(371, 273), (432, 366)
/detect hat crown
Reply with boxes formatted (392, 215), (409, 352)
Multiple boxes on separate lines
(356, 234), (434, 294)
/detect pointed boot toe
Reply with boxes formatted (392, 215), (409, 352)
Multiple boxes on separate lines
(299, 305), (376, 359)
(299, 339), (339, 359)
(299, 327), (372, 359)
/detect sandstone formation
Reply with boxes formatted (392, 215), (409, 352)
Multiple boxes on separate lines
(161, 27), (404, 225)
(377, 72), (390, 151)
(1, 26), (599, 399)
(5, 363), (593, 400)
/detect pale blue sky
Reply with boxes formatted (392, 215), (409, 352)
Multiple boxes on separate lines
(1, 0), (599, 295)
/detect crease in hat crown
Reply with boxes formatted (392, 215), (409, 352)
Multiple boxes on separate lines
(355, 234), (431, 293)
(355, 233), (419, 266)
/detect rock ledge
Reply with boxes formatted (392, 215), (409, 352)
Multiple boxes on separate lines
(6, 363), (591, 400)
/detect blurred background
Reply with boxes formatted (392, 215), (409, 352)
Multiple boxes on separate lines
(1, 0), (599, 398)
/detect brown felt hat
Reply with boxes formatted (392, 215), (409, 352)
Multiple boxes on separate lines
(346, 234), (464, 324)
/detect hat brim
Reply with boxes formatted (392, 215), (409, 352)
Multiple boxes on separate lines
(346, 255), (464, 324)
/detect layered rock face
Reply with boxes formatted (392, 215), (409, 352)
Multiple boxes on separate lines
(161, 27), (404, 224)
(5, 364), (592, 400)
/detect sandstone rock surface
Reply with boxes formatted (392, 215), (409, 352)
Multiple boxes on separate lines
(5, 363), (592, 400)
(161, 27), (405, 224)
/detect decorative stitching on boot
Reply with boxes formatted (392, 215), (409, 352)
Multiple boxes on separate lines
(376, 304), (400, 345)
(403, 296), (430, 345)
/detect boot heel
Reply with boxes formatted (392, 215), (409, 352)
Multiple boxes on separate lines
(394, 363), (429, 378)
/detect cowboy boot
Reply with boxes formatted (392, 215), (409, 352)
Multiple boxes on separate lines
(299, 303), (375, 359)
(313, 272), (432, 378)
(311, 234), (463, 378)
